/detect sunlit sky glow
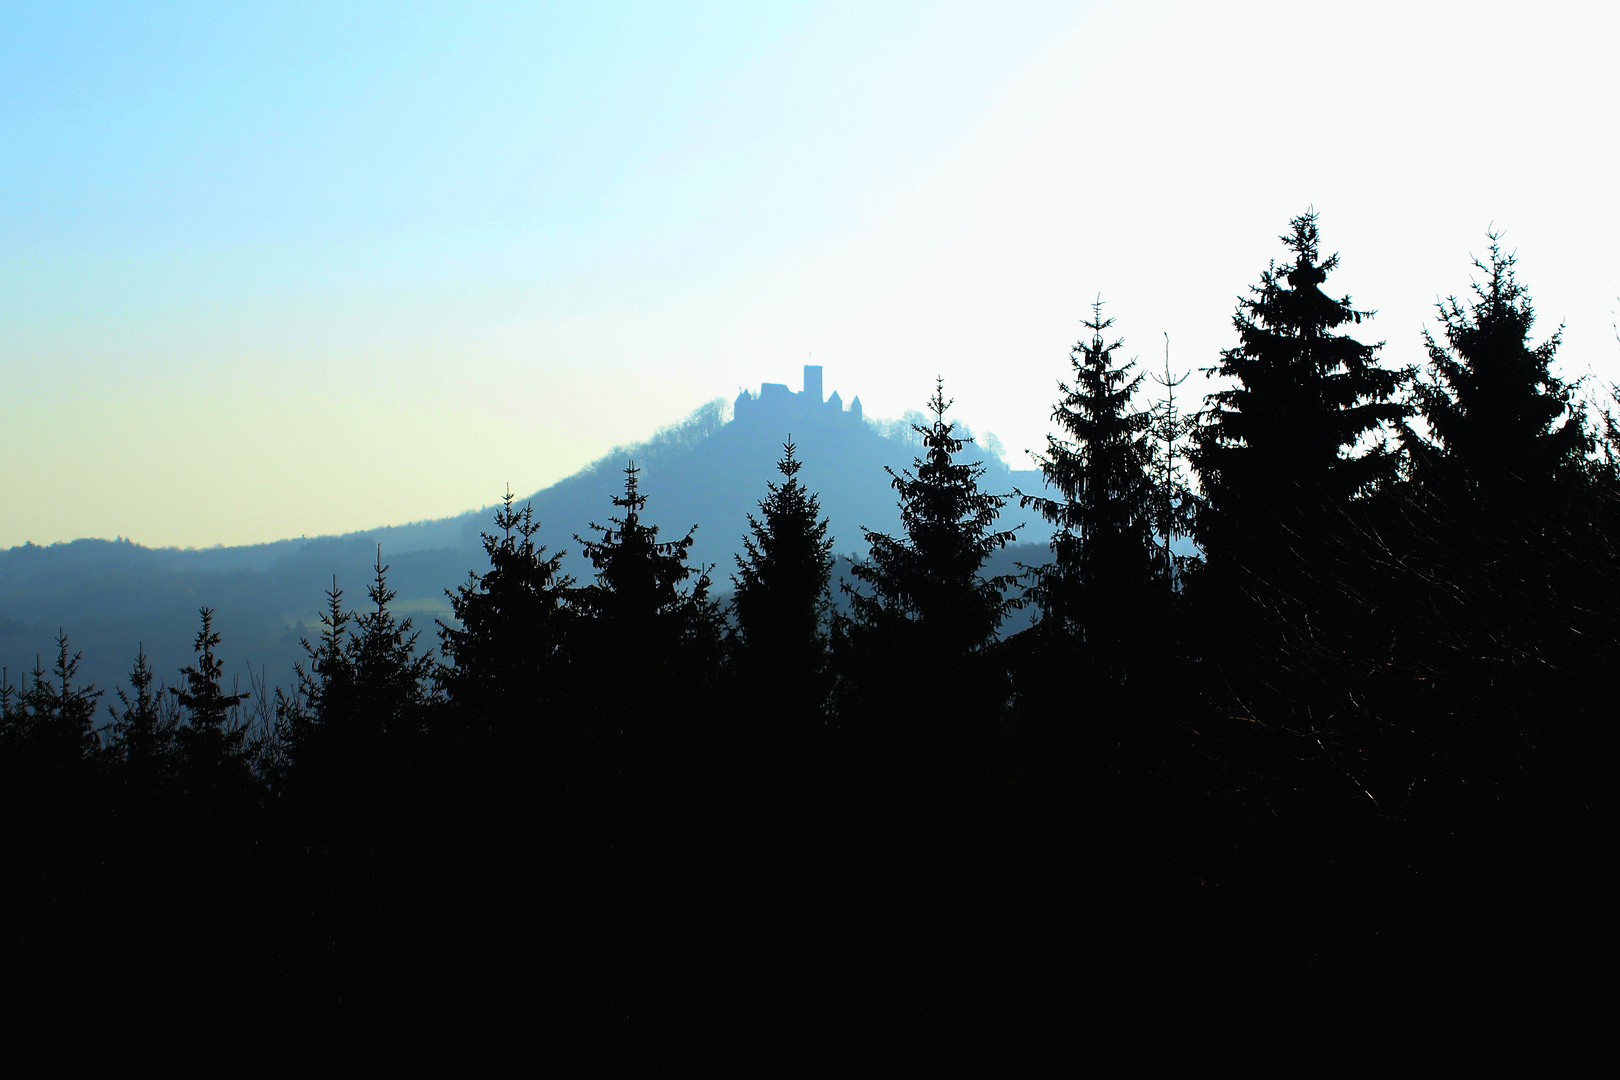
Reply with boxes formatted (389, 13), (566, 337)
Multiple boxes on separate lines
(5, 1), (1616, 548)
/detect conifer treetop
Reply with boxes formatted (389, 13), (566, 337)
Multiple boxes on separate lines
(436, 487), (572, 720)
(1411, 231), (1583, 494)
(1194, 210), (1408, 522)
(847, 378), (1017, 653)
(349, 547), (435, 719)
(1020, 297), (1164, 630)
(172, 607), (248, 731)
(574, 461), (714, 631)
(1026, 297), (1155, 544)
(732, 438), (835, 657)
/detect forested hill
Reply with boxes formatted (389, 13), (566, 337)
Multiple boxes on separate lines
(0, 375), (1053, 697)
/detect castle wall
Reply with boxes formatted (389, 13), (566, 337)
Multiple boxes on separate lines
(733, 370), (864, 428)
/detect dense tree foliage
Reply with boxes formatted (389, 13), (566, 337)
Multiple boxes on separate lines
(1021, 299), (1160, 661)
(1010, 300), (1190, 799)
(838, 379), (1017, 765)
(573, 464), (717, 661)
(572, 462), (721, 775)
(730, 439), (834, 740)
(438, 489), (572, 749)
(277, 577), (356, 783)
(171, 608), (254, 812)
(1185, 214), (1414, 792)
(1406, 233), (1587, 505)
(1192, 210), (1408, 562)
(2, 632), (102, 772)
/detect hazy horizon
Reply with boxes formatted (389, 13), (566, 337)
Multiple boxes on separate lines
(7, 1), (1617, 549)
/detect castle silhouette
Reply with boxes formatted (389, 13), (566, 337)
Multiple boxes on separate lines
(734, 365), (862, 426)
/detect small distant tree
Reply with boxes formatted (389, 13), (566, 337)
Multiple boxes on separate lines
(347, 548), (435, 748)
(279, 577), (354, 759)
(1148, 335), (1198, 584)
(109, 645), (179, 793)
(0, 632), (103, 777)
(278, 555), (433, 832)
(0, 671), (14, 745)
(731, 439), (835, 730)
(44, 633), (104, 761)
(0, 635), (106, 871)
(171, 608), (253, 809)
(174, 610), (248, 753)
(275, 577), (356, 802)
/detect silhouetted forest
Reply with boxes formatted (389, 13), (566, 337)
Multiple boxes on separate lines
(4, 213), (1616, 1030)
(0, 380), (1056, 700)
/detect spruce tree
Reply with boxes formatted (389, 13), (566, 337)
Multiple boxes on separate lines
(1192, 210), (1408, 564)
(438, 489), (572, 747)
(0, 634), (103, 788)
(110, 645), (178, 794)
(278, 557), (433, 844)
(1021, 299), (1159, 658)
(839, 380), (1018, 755)
(731, 439), (835, 727)
(0, 637), (108, 928)
(1406, 233), (1585, 505)
(1188, 213), (1412, 831)
(171, 608), (253, 811)
(280, 577), (355, 766)
(573, 462), (720, 753)
(34, 633), (103, 764)
(174, 611), (248, 746)
(1383, 237), (1607, 820)
(574, 463), (716, 649)
(347, 547), (435, 747)
(275, 576), (357, 812)
(1148, 335), (1198, 585)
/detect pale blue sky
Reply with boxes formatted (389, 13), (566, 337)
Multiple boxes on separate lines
(5, 1), (1617, 547)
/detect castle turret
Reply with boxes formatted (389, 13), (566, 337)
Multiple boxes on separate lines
(803, 364), (823, 404)
(850, 395), (863, 423)
(828, 390), (843, 412)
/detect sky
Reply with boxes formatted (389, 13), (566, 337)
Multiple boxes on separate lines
(5, 0), (1617, 549)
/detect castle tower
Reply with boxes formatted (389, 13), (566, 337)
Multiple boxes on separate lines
(803, 364), (823, 404)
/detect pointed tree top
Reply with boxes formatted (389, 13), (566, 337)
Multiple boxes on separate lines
(615, 460), (646, 520)
(779, 437), (802, 478)
(928, 376), (953, 422)
(1284, 208), (1321, 261)
(1084, 294), (1117, 338)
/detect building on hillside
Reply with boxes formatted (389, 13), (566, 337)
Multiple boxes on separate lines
(733, 365), (865, 428)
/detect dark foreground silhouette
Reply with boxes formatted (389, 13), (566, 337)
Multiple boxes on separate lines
(3, 214), (1615, 1037)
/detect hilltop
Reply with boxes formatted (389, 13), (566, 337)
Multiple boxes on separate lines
(0, 368), (1054, 698)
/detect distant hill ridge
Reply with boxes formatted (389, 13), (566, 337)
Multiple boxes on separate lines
(2, 367), (1054, 698)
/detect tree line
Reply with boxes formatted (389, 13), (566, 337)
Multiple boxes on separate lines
(3, 210), (1614, 1025)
